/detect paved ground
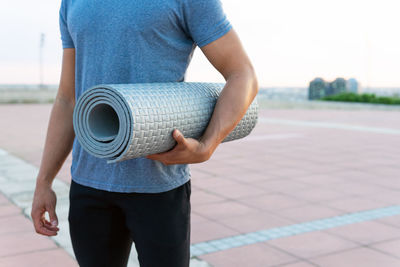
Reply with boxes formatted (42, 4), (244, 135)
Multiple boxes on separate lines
(0, 103), (399, 267)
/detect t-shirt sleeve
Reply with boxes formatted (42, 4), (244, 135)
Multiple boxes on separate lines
(181, 0), (232, 48)
(59, 0), (75, 49)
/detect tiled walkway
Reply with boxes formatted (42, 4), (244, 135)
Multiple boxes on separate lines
(0, 193), (77, 267)
(0, 104), (399, 266)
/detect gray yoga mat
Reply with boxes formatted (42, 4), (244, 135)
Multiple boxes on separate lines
(73, 82), (258, 163)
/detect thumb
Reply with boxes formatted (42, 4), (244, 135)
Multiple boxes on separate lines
(47, 205), (58, 227)
(173, 129), (187, 146)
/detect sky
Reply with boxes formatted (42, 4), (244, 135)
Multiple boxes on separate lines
(0, 0), (399, 87)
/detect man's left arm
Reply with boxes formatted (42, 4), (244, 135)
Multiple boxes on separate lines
(146, 29), (258, 164)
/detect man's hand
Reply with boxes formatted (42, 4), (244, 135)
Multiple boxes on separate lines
(146, 129), (211, 165)
(31, 182), (59, 236)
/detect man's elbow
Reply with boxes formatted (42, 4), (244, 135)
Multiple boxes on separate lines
(55, 88), (75, 110)
(247, 65), (259, 99)
(224, 62), (258, 98)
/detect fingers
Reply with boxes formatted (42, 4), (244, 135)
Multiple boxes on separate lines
(146, 130), (182, 161)
(32, 213), (58, 236)
(146, 154), (171, 165)
(43, 219), (60, 231)
(31, 207), (59, 236)
(146, 152), (167, 162)
(47, 205), (59, 228)
(42, 205), (59, 232)
(40, 215), (59, 234)
(146, 129), (188, 164)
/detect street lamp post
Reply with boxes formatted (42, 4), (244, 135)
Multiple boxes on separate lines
(39, 33), (45, 89)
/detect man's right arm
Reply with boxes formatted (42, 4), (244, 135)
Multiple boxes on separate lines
(31, 48), (76, 236)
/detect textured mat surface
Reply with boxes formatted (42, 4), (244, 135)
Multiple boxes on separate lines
(73, 83), (258, 163)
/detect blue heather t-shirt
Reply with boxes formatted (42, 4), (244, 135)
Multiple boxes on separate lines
(59, 0), (232, 193)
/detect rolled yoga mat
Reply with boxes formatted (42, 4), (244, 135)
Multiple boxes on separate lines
(73, 82), (258, 163)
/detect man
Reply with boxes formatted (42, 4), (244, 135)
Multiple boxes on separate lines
(31, 0), (258, 266)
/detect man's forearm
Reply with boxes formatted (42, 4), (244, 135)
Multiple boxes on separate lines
(146, 30), (257, 165)
(200, 68), (258, 157)
(36, 95), (75, 187)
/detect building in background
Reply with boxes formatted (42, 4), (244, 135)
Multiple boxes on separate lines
(347, 78), (360, 93)
(330, 78), (347, 95)
(309, 78), (328, 100)
(309, 77), (360, 100)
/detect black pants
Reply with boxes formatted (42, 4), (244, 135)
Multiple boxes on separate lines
(68, 180), (191, 267)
